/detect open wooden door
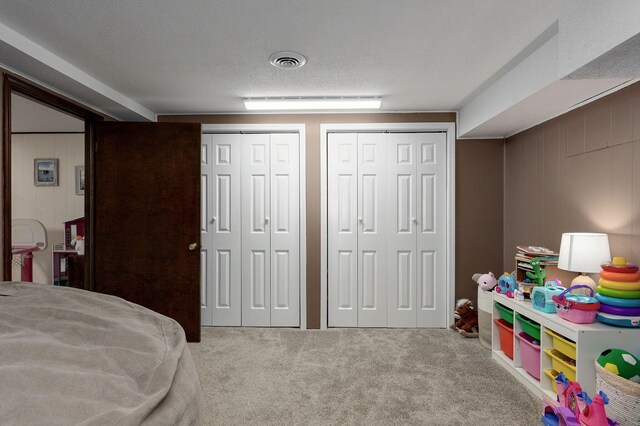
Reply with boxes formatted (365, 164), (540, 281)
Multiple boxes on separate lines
(92, 122), (201, 342)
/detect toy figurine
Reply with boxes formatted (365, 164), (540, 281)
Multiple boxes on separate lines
(526, 257), (546, 286)
(515, 282), (525, 301)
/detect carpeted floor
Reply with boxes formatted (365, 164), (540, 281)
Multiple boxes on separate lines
(188, 328), (540, 425)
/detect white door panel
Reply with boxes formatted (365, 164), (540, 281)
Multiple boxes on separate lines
(357, 133), (387, 327)
(327, 131), (448, 329)
(242, 134), (271, 326)
(210, 134), (242, 326)
(200, 136), (214, 325)
(270, 134), (300, 327)
(416, 133), (447, 327)
(328, 133), (358, 327)
(387, 133), (417, 327)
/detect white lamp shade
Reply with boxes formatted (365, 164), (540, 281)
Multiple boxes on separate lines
(558, 233), (611, 273)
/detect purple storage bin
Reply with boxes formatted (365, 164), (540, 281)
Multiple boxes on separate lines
(517, 332), (541, 380)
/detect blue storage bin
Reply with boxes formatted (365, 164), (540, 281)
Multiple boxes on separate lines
(532, 280), (565, 314)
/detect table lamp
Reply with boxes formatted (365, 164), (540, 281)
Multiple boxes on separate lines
(558, 232), (611, 294)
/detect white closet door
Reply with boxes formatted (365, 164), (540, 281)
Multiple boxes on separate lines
(270, 134), (300, 327)
(328, 133), (358, 327)
(200, 135), (214, 325)
(416, 133), (447, 327)
(357, 133), (387, 327)
(242, 134), (271, 326)
(211, 134), (242, 326)
(387, 133), (417, 327)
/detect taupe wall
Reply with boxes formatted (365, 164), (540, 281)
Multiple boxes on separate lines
(11, 133), (85, 284)
(505, 82), (640, 272)
(161, 113), (504, 326)
(456, 139), (504, 306)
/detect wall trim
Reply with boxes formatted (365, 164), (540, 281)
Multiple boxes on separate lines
(202, 123), (307, 330)
(319, 122), (456, 329)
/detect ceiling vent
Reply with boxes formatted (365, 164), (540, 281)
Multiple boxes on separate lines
(269, 51), (307, 69)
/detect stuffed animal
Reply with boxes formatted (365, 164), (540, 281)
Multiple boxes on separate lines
(473, 272), (497, 292)
(449, 298), (479, 338)
(526, 257), (546, 286)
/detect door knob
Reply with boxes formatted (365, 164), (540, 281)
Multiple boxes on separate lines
(412, 217), (417, 224)
(188, 243), (198, 251)
(265, 217), (270, 224)
(211, 217), (216, 224)
(358, 217), (363, 223)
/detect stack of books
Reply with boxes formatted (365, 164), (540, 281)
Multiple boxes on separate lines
(515, 246), (559, 272)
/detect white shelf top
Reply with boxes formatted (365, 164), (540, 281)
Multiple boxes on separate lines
(492, 292), (628, 340)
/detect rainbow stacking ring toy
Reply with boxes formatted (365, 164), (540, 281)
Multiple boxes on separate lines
(597, 285), (640, 299)
(599, 277), (640, 291)
(601, 257), (638, 273)
(598, 303), (640, 316)
(600, 270), (640, 282)
(596, 293), (640, 308)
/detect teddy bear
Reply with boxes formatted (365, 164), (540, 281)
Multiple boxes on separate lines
(473, 272), (497, 292)
(449, 298), (479, 338)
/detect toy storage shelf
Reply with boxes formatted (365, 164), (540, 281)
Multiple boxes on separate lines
(491, 292), (640, 399)
(514, 256), (575, 290)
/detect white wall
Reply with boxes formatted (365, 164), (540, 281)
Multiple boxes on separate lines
(11, 133), (84, 284)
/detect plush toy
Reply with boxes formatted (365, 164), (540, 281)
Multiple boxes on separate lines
(526, 257), (546, 286)
(473, 272), (498, 292)
(449, 298), (479, 338)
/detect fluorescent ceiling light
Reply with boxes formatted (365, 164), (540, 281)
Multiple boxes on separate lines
(243, 97), (382, 111)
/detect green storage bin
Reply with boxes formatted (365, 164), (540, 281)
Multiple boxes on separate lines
(516, 312), (541, 341)
(494, 302), (514, 325)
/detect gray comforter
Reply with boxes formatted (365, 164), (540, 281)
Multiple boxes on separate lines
(0, 282), (203, 425)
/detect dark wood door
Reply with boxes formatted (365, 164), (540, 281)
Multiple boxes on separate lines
(93, 122), (201, 342)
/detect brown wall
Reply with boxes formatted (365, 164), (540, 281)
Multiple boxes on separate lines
(455, 139), (504, 306)
(505, 82), (640, 272)
(161, 112), (505, 325)
(0, 73), (4, 271)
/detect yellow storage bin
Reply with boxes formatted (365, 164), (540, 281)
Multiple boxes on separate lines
(544, 349), (577, 381)
(544, 368), (559, 394)
(544, 329), (576, 360)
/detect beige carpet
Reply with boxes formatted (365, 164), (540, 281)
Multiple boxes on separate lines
(189, 328), (539, 425)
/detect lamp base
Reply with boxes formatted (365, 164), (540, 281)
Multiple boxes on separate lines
(570, 273), (597, 295)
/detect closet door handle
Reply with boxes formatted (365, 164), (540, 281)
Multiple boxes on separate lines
(211, 217), (216, 224)
(412, 217), (417, 224)
(358, 217), (363, 223)
(265, 217), (270, 224)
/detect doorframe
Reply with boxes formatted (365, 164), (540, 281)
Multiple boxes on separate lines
(2, 73), (103, 284)
(201, 123), (307, 330)
(320, 122), (456, 329)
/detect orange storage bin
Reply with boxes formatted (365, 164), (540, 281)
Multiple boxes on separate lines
(494, 318), (514, 359)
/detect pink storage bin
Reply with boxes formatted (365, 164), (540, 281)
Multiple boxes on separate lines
(516, 331), (540, 380)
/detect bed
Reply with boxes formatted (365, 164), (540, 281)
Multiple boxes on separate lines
(0, 281), (204, 425)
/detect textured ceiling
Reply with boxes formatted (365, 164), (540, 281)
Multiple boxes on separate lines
(0, 0), (559, 114)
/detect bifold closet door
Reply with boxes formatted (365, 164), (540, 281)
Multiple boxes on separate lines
(415, 133), (447, 327)
(204, 132), (300, 327)
(386, 133), (447, 327)
(241, 134), (272, 326)
(269, 134), (300, 327)
(209, 134), (242, 326)
(387, 134), (418, 327)
(328, 133), (358, 327)
(241, 134), (300, 327)
(328, 131), (447, 328)
(356, 133), (387, 327)
(327, 133), (387, 327)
